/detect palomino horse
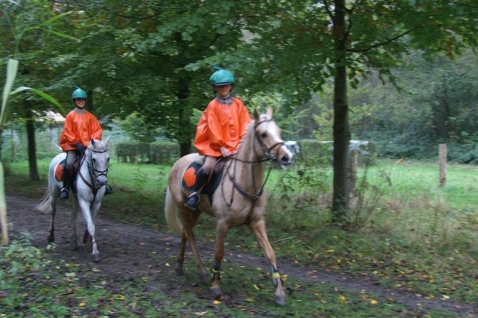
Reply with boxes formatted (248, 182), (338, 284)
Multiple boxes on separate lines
(36, 138), (110, 262)
(165, 107), (293, 305)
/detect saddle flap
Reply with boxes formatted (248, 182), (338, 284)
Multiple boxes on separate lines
(54, 157), (80, 181)
(182, 161), (225, 202)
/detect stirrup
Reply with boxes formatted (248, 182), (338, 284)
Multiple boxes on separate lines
(184, 192), (200, 210)
(105, 185), (113, 195)
(59, 188), (69, 200)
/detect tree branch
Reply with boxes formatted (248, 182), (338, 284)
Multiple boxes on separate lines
(347, 28), (413, 53)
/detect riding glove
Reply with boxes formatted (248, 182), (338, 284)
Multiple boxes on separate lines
(75, 142), (85, 154)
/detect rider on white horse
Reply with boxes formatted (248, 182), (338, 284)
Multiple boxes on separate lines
(184, 67), (251, 210)
(58, 87), (102, 200)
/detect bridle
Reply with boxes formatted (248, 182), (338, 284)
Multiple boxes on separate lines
(223, 118), (286, 209)
(253, 118), (285, 162)
(78, 147), (109, 207)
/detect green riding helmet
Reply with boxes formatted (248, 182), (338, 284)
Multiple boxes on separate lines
(71, 87), (87, 100)
(209, 67), (235, 86)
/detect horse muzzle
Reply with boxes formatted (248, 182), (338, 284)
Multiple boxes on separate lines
(278, 150), (294, 169)
(97, 175), (108, 186)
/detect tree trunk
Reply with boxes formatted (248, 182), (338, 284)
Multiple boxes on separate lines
(24, 99), (40, 181)
(88, 90), (94, 112)
(331, 0), (350, 225)
(175, 32), (193, 158)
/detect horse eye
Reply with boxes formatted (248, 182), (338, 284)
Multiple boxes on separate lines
(92, 158), (96, 162)
(261, 132), (267, 138)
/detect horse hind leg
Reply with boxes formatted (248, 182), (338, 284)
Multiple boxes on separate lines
(47, 196), (57, 244)
(175, 230), (187, 276)
(175, 207), (208, 283)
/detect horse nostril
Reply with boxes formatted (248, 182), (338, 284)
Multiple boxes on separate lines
(281, 155), (290, 164)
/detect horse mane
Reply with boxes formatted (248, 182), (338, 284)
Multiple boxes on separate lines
(236, 120), (254, 152)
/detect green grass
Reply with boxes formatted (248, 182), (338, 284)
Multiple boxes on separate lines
(3, 158), (478, 316)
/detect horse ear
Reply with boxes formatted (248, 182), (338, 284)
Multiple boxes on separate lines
(266, 106), (273, 118)
(103, 136), (110, 147)
(253, 108), (260, 121)
(90, 139), (95, 147)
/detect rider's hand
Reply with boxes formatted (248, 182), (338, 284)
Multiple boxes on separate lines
(75, 142), (85, 154)
(220, 146), (232, 157)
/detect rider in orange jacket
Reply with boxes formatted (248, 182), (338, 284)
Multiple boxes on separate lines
(184, 67), (251, 210)
(58, 87), (102, 200)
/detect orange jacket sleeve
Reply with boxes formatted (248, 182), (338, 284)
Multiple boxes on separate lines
(59, 111), (103, 151)
(194, 97), (251, 157)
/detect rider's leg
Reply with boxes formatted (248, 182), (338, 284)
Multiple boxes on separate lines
(59, 151), (77, 200)
(184, 156), (217, 210)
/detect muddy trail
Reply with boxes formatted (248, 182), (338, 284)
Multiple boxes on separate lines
(5, 195), (477, 317)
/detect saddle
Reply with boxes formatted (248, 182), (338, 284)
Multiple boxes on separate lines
(181, 156), (226, 204)
(55, 156), (81, 195)
(55, 154), (113, 196)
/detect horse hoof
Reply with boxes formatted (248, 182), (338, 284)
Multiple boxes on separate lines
(211, 288), (222, 300)
(94, 255), (100, 263)
(199, 273), (208, 283)
(175, 267), (184, 276)
(275, 295), (287, 306)
(47, 236), (54, 243)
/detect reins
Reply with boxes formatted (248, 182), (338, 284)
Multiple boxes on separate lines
(222, 118), (285, 211)
(78, 147), (109, 208)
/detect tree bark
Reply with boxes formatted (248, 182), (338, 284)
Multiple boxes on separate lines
(175, 31), (192, 158)
(24, 99), (40, 181)
(331, 0), (350, 225)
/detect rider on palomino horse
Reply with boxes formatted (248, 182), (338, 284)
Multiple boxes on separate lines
(58, 87), (102, 200)
(184, 67), (251, 210)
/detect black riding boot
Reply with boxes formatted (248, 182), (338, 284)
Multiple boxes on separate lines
(184, 169), (208, 211)
(59, 168), (70, 200)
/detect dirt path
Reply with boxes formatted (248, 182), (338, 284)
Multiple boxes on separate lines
(5, 194), (477, 316)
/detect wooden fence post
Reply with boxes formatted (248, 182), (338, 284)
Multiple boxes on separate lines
(439, 144), (447, 187)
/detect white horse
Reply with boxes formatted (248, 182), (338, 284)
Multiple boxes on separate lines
(36, 137), (110, 262)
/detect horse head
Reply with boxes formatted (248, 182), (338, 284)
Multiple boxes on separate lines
(252, 107), (294, 169)
(87, 137), (110, 186)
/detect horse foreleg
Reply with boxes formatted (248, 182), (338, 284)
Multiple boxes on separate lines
(79, 202), (100, 263)
(210, 220), (228, 300)
(249, 220), (287, 306)
(69, 201), (79, 251)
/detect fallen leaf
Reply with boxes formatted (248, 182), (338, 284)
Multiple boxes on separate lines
(245, 296), (255, 302)
(194, 311), (208, 316)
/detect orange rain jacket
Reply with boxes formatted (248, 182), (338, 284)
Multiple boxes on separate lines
(59, 110), (103, 152)
(194, 97), (251, 157)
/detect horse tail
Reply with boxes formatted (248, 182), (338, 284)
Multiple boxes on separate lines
(35, 190), (51, 214)
(165, 186), (183, 235)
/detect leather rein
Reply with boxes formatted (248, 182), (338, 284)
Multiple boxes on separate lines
(78, 148), (109, 208)
(222, 118), (285, 208)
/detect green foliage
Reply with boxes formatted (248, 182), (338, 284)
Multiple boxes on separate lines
(115, 112), (159, 143)
(115, 141), (178, 165)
